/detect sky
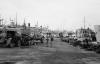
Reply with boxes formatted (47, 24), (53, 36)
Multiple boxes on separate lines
(0, 0), (100, 31)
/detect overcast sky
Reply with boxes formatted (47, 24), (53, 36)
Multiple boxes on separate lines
(0, 0), (100, 31)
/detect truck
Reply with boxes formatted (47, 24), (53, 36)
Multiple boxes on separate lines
(32, 33), (44, 45)
(75, 28), (96, 49)
(0, 26), (34, 48)
(0, 27), (22, 47)
(93, 25), (100, 53)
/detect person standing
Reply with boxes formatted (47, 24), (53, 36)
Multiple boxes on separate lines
(50, 34), (54, 47)
(46, 33), (49, 47)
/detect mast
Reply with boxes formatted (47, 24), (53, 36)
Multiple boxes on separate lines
(16, 13), (17, 27)
(84, 16), (85, 29)
(35, 16), (38, 27)
(35, 20), (38, 28)
(0, 16), (3, 26)
(37, 20), (38, 27)
(23, 18), (26, 29)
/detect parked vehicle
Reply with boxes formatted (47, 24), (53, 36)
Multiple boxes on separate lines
(0, 27), (22, 47)
(32, 33), (44, 45)
(75, 28), (96, 49)
(93, 25), (100, 53)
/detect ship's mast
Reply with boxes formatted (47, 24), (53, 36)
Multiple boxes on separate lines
(23, 17), (26, 29)
(16, 13), (17, 27)
(37, 20), (38, 27)
(0, 16), (3, 26)
(84, 16), (85, 29)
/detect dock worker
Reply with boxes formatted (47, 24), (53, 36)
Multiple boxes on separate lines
(50, 34), (54, 47)
(46, 33), (50, 47)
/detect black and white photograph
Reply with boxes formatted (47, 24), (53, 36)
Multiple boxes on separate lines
(0, 0), (100, 64)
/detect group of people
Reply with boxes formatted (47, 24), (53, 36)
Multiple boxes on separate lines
(45, 33), (54, 47)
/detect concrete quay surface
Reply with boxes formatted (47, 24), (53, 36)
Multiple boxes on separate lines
(0, 38), (100, 64)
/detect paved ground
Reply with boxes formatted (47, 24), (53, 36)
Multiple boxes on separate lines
(0, 38), (100, 64)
